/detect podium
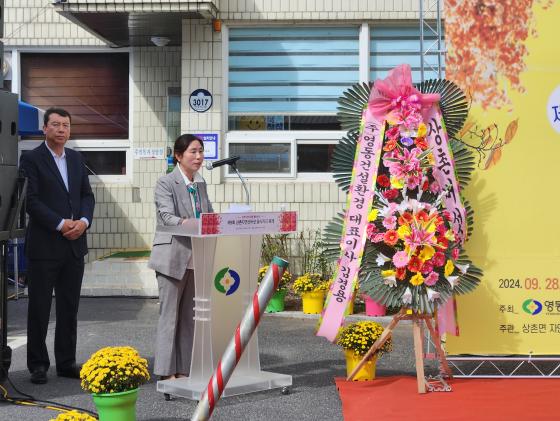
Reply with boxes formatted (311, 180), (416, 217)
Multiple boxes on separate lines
(156, 211), (297, 400)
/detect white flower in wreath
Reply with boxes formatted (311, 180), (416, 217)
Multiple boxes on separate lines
(446, 275), (459, 289)
(376, 253), (390, 267)
(397, 199), (411, 214)
(383, 275), (397, 288)
(426, 288), (440, 302)
(402, 287), (412, 304)
(455, 263), (470, 274)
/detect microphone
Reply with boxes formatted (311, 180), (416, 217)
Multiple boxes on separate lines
(205, 156), (240, 170)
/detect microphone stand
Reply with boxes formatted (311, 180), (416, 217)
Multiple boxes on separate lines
(229, 162), (250, 205)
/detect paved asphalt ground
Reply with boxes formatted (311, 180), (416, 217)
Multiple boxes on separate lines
(0, 297), (420, 421)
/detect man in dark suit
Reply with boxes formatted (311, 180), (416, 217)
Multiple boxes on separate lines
(20, 108), (95, 384)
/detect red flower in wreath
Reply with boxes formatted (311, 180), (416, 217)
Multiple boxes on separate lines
(396, 267), (407, 280)
(416, 210), (430, 223)
(383, 138), (397, 152)
(398, 212), (414, 225)
(383, 189), (399, 200)
(415, 136), (428, 150)
(383, 230), (399, 246)
(407, 256), (423, 272)
(377, 174), (391, 188)
(432, 252), (446, 267)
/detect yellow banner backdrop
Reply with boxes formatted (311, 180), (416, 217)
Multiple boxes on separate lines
(445, 0), (560, 354)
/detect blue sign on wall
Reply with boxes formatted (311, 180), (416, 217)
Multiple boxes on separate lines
(195, 133), (219, 160)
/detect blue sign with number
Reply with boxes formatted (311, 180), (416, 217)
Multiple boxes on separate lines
(189, 89), (213, 113)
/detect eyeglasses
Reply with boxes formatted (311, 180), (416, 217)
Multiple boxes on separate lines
(48, 122), (71, 130)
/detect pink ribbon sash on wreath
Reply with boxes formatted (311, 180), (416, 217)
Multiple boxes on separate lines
(316, 116), (385, 342)
(317, 64), (464, 342)
(425, 106), (467, 244)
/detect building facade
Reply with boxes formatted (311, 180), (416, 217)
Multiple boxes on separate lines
(2, 0), (442, 292)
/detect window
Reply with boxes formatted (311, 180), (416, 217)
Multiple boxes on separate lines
(21, 53), (129, 140)
(2, 51), (12, 92)
(228, 27), (359, 119)
(370, 24), (445, 83)
(226, 24), (445, 178)
(297, 143), (335, 173)
(226, 26), (359, 177)
(230, 142), (291, 174)
(17, 52), (131, 180)
(81, 151), (127, 175)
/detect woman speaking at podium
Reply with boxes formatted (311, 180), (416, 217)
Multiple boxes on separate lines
(148, 134), (213, 382)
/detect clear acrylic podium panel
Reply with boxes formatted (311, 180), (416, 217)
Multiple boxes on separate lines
(156, 221), (293, 400)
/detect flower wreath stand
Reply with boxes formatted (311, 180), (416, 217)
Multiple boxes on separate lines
(316, 64), (484, 394)
(346, 308), (452, 393)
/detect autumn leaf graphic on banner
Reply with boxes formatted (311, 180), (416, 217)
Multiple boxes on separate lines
(445, 0), (553, 110)
(457, 117), (519, 170)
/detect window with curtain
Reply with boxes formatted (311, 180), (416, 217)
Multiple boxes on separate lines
(370, 24), (445, 83)
(228, 26), (360, 129)
(227, 26), (359, 176)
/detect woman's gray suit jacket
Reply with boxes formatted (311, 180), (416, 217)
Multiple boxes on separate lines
(148, 166), (213, 280)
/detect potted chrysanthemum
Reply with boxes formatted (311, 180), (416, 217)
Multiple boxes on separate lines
(337, 321), (392, 381)
(258, 265), (292, 313)
(292, 273), (329, 314)
(50, 410), (97, 421)
(80, 346), (150, 421)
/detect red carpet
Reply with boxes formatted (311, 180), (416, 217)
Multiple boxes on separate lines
(335, 376), (560, 421)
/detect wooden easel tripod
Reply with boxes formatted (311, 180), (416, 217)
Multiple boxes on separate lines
(346, 309), (453, 393)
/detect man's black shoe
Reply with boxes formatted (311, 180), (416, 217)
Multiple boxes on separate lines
(56, 364), (81, 379)
(30, 368), (48, 384)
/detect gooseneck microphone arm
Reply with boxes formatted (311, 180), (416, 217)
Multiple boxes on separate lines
(205, 156), (250, 205)
(230, 162), (250, 206)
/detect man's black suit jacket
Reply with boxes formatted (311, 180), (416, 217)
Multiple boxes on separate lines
(20, 142), (95, 260)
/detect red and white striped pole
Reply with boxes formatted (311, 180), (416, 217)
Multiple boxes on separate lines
(191, 256), (289, 421)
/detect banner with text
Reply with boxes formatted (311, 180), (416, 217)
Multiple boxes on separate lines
(445, 0), (560, 354)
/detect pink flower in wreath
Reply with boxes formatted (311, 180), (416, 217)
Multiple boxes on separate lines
(424, 272), (439, 286)
(382, 216), (397, 230)
(366, 223), (378, 241)
(406, 173), (422, 190)
(429, 181), (441, 193)
(372, 233), (385, 243)
(451, 248), (460, 260)
(386, 125), (400, 140)
(392, 250), (410, 268)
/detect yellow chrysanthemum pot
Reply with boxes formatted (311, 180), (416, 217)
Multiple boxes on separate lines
(344, 350), (378, 381)
(92, 388), (138, 421)
(301, 290), (325, 314)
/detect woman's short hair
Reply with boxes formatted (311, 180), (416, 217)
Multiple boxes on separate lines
(173, 134), (204, 165)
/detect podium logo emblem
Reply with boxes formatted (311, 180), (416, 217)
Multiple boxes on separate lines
(214, 267), (241, 296)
